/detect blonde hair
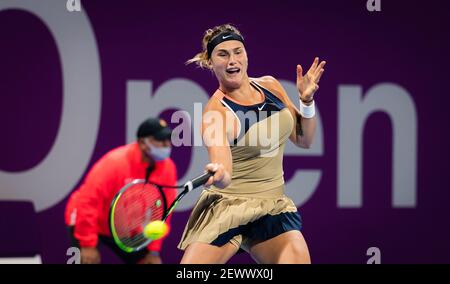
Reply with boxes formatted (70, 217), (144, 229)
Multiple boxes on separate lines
(186, 24), (244, 69)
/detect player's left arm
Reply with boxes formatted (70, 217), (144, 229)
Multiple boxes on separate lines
(258, 57), (326, 149)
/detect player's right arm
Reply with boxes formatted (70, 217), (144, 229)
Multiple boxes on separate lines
(202, 96), (233, 189)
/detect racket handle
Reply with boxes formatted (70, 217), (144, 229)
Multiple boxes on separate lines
(189, 171), (214, 190)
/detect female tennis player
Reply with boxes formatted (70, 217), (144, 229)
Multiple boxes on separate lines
(178, 24), (326, 264)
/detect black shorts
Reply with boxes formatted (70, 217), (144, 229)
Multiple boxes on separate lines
(211, 211), (302, 251)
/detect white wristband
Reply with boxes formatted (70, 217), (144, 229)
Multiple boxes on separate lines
(299, 99), (316, 118)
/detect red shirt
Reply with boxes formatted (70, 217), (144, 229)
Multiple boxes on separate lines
(65, 142), (177, 251)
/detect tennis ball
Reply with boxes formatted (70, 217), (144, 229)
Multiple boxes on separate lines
(143, 220), (168, 240)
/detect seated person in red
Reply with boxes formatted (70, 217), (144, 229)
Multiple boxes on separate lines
(65, 117), (177, 264)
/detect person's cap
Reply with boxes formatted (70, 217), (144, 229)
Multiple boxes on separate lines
(136, 118), (172, 141)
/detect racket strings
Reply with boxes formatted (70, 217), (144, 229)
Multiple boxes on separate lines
(113, 183), (165, 247)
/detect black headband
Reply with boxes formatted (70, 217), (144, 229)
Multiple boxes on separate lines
(207, 32), (244, 59)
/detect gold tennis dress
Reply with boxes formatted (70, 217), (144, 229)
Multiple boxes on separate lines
(178, 81), (302, 251)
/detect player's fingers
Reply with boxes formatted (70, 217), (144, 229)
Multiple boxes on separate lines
(315, 69), (325, 83)
(204, 163), (215, 186)
(296, 64), (303, 80)
(314, 61), (326, 76)
(307, 57), (319, 74)
(213, 164), (225, 181)
(205, 163), (218, 172)
(205, 176), (214, 187)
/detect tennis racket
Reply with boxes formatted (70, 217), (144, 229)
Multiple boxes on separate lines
(109, 171), (213, 253)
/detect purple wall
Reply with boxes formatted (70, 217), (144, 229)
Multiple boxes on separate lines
(1, 0), (450, 263)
